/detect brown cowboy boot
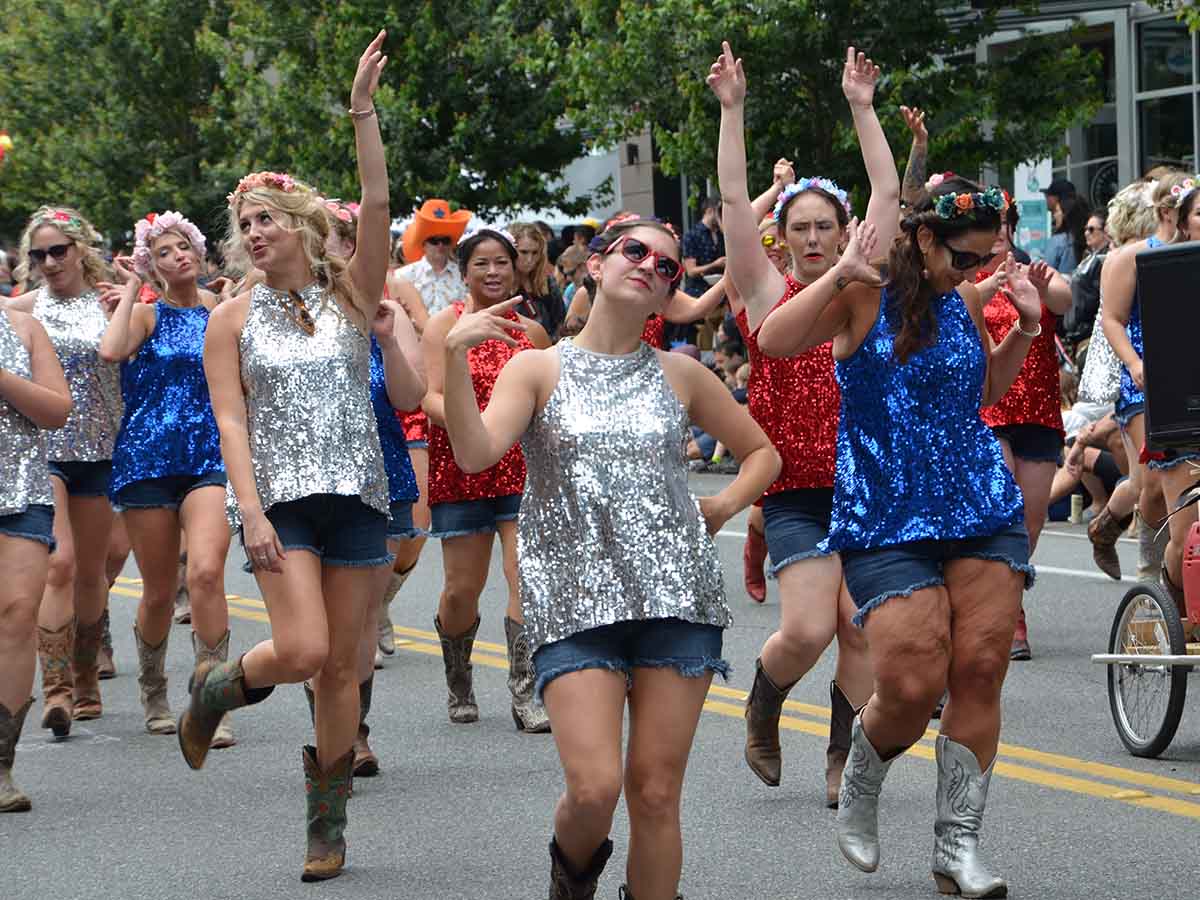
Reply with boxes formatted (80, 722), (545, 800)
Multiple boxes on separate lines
(0, 698), (33, 812)
(134, 625), (176, 734)
(376, 564), (414, 663)
(1088, 506), (1126, 580)
(549, 836), (613, 900)
(1162, 564), (1189, 621)
(744, 658), (796, 787)
(435, 616), (479, 724)
(506, 616), (551, 733)
(826, 680), (854, 809)
(178, 653), (270, 770)
(192, 631), (236, 750)
(37, 621), (74, 736)
(97, 606), (116, 679)
(301, 745), (354, 882)
(71, 615), (105, 720)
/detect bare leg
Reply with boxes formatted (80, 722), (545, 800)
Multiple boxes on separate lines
(38, 477), (75, 631)
(178, 487), (232, 650)
(496, 519), (521, 623)
(0, 536), (51, 711)
(758, 555), (841, 685)
(437, 532), (493, 636)
(67, 495), (115, 628)
(122, 508), (182, 646)
(313, 565), (375, 768)
(240, 550), (329, 688)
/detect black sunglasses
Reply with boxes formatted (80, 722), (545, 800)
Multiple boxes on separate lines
(605, 236), (683, 284)
(938, 238), (995, 272)
(29, 243), (72, 265)
(426, 236), (452, 247)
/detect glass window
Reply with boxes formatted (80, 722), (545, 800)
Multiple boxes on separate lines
(1139, 93), (1196, 174)
(1139, 19), (1193, 92)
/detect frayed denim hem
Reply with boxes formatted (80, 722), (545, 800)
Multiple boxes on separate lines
(387, 526), (424, 540)
(534, 658), (630, 702)
(322, 552), (396, 569)
(852, 576), (945, 628)
(629, 656), (732, 682)
(959, 552), (1037, 590)
(430, 525), (499, 540)
(769, 548), (834, 579)
(0, 529), (55, 551)
(1114, 404), (1143, 429)
(112, 500), (181, 513)
(1147, 453), (1200, 472)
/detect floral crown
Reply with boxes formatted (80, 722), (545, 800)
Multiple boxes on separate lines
(924, 173), (1007, 220)
(226, 171), (308, 207)
(589, 213), (680, 251)
(35, 208), (84, 232)
(322, 198), (361, 224)
(1171, 176), (1200, 206)
(132, 211), (207, 276)
(773, 177), (852, 222)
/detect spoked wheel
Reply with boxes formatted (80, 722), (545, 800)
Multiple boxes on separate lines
(1106, 583), (1188, 758)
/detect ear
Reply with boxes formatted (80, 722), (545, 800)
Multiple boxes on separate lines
(585, 251), (603, 283)
(915, 224), (935, 256)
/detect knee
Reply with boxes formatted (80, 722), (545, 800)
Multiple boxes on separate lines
(186, 558), (224, 600)
(624, 764), (682, 825)
(948, 648), (1008, 702)
(777, 617), (833, 658)
(274, 639), (328, 683)
(565, 771), (622, 822)
(0, 593), (38, 642)
(836, 619), (869, 657)
(441, 580), (482, 610)
(46, 549), (76, 590)
(875, 665), (946, 715)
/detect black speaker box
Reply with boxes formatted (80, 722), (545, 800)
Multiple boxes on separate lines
(1136, 241), (1200, 449)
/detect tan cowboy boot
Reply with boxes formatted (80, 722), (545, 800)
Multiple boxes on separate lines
(71, 615), (105, 720)
(1087, 506), (1125, 580)
(37, 621), (74, 736)
(134, 625), (176, 734)
(178, 652), (269, 770)
(97, 606), (116, 679)
(744, 658), (796, 787)
(825, 681), (854, 808)
(435, 616), (479, 724)
(193, 630), (237, 749)
(505, 616), (550, 733)
(377, 564), (413, 661)
(0, 698), (33, 812)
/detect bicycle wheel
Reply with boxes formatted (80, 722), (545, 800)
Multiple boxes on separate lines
(1106, 583), (1188, 758)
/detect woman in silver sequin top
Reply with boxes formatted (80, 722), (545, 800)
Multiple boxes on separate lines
(181, 32), (393, 883)
(442, 217), (779, 899)
(8, 205), (121, 731)
(0, 297), (72, 812)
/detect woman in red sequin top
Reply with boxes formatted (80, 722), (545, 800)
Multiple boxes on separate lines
(421, 228), (551, 731)
(711, 42), (898, 805)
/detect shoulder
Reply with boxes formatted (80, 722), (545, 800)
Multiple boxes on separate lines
(519, 316), (552, 349)
(208, 291), (251, 333)
(5, 290), (38, 312)
(3, 306), (37, 343)
(424, 305), (459, 338)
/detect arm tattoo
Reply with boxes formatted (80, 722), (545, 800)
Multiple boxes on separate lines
(901, 140), (928, 207)
(835, 275), (850, 293)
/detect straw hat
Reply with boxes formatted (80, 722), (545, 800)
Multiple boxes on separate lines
(400, 199), (473, 263)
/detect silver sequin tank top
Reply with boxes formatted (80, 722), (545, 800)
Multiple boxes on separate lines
(0, 312), (53, 515)
(519, 339), (729, 655)
(238, 283), (389, 516)
(32, 288), (121, 461)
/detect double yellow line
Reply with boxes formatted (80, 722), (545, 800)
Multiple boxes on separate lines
(111, 578), (1200, 819)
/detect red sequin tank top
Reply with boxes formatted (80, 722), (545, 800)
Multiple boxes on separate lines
(428, 303), (533, 504)
(736, 275), (839, 493)
(641, 313), (666, 349)
(978, 278), (1063, 434)
(399, 409), (428, 444)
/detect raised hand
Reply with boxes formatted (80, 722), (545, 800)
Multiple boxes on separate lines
(351, 29), (388, 111)
(900, 105), (928, 144)
(445, 296), (529, 352)
(842, 47), (881, 109)
(371, 297), (401, 341)
(706, 41), (746, 108)
(1006, 257), (1043, 329)
(835, 218), (883, 287)
(976, 257), (1009, 302)
(1028, 259), (1054, 300)
(773, 158), (796, 187)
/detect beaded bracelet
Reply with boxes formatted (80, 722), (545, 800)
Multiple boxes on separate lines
(348, 107), (376, 120)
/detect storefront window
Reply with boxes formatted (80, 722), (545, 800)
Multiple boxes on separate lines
(1138, 93), (1195, 173)
(1139, 19), (1193, 92)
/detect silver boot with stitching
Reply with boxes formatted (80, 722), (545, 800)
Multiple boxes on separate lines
(836, 716), (896, 873)
(931, 735), (1007, 898)
(435, 616), (479, 724)
(505, 616), (550, 733)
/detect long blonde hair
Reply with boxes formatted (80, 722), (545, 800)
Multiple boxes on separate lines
(510, 222), (552, 296)
(15, 205), (108, 288)
(224, 184), (363, 324)
(1106, 180), (1159, 248)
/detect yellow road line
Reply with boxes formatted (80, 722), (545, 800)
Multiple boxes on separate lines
(110, 583), (1200, 816)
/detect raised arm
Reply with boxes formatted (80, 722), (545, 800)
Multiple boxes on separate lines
(387, 271), (429, 335)
(98, 259), (155, 362)
(709, 42), (788, 321)
(420, 308), (456, 428)
(663, 277), (726, 324)
(899, 106), (929, 209)
(1027, 259), (1072, 316)
(843, 47), (900, 250)
(962, 258), (1042, 406)
(372, 298), (426, 411)
(1, 311), (71, 428)
(347, 29), (390, 320)
(442, 298), (542, 473)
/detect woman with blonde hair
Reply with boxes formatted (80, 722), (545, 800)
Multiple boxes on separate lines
(511, 222), (564, 339)
(96, 210), (235, 748)
(177, 31), (392, 882)
(8, 206), (121, 734)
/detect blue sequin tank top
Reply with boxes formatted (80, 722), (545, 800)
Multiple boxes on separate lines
(109, 303), (224, 499)
(1116, 235), (1162, 416)
(823, 288), (1024, 551)
(370, 336), (418, 503)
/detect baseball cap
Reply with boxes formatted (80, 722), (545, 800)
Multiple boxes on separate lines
(1041, 178), (1077, 200)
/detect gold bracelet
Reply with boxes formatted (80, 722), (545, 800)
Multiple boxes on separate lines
(1016, 320), (1041, 339)
(348, 107), (376, 120)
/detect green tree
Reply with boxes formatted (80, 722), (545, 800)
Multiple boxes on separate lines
(1151, 1), (1200, 33)
(566, 1), (1103, 205)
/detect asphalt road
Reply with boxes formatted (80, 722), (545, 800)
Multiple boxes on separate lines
(5, 471), (1198, 900)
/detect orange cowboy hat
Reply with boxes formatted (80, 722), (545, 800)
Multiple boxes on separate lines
(401, 199), (473, 263)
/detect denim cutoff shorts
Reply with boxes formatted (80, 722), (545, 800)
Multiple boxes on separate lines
(49, 460), (112, 498)
(114, 471), (227, 512)
(429, 493), (521, 539)
(991, 424), (1064, 463)
(246, 493), (391, 568)
(1115, 402), (1144, 429)
(762, 488), (834, 576)
(841, 522), (1035, 627)
(0, 504), (55, 551)
(532, 617), (729, 701)
(1147, 449), (1200, 472)
(388, 499), (422, 539)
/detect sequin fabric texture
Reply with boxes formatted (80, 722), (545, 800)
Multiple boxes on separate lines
(640, 313), (666, 349)
(0, 311), (53, 515)
(1117, 235), (1162, 416)
(109, 303), (224, 498)
(238, 283), (388, 515)
(428, 302), (533, 505)
(519, 340), (729, 655)
(32, 288), (121, 461)
(824, 288), (1025, 552)
(736, 275), (839, 493)
(369, 335), (418, 502)
(400, 409), (429, 445)
(978, 288), (1064, 434)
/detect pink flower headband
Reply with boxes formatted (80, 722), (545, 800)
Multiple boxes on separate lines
(604, 212), (680, 241)
(132, 211), (207, 276)
(773, 177), (852, 221)
(1171, 177), (1199, 206)
(226, 171), (306, 207)
(33, 208), (85, 233)
(323, 199), (361, 223)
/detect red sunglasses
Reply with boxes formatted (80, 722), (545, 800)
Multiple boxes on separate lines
(604, 236), (683, 285)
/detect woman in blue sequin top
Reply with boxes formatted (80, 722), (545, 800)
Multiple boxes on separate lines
(99, 213), (233, 742)
(759, 175), (1043, 896)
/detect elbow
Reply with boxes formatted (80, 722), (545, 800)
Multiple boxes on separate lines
(97, 345), (123, 364)
(763, 445), (782, 484)
(757, 325), (792, 359)
(40, 396), (72, 430)
(452, 448), (487, 475)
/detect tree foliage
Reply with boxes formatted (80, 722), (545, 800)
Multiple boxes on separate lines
(565, 0), (1103, 202)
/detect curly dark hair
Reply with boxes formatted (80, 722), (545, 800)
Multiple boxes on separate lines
(887, 175), (1002, 364)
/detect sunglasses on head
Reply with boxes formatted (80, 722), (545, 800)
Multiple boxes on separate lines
(605, 236), (683, 284)
(761, 233), (784, 249)
(937, 238), (995, 272)
(426, 236), (452, 247)
(29, 243), (72, 265)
